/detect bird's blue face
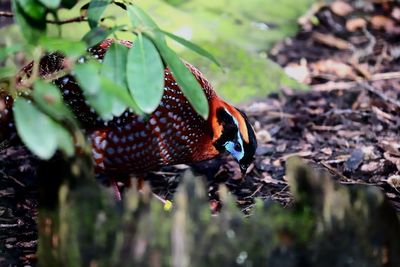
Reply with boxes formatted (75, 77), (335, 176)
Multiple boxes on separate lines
(223, 114), (245, 162)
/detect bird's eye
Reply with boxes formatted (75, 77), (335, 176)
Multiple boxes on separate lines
(234, 143), (242, 152)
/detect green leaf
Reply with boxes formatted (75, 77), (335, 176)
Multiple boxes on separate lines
(14, 98), (57, 159)
(101, 42), (129, 87)
(126, 4), (208, 117)
(12, 1), (46, 44)
(80, 2), (90, 15)
(0, 44), (23, 61)
(82, 27), (109, 47)
(127, 4), (159, 30)
(100, 43), (143, 114)
(74, 62), (112, 120)
(13, 98), (74, 159)
(74, 62), (130, 120)
(88, 0), (112, 29)
(32, 80), (74, 121)
(153, 38), (209, 119)
(160, 30), (221, 68)
(53, 124), (74, 156)
(100, 77), (143, 115)
(113, 1), (127, 10)
(74, 61), (101, 95)
(82, 26), (125, 47)
(39, 36), (86, 58)
(38, 0), (61, 9)
(127, 34), (164, 113)
(61, 0), (78, 9)
(17, 0), (46, 21)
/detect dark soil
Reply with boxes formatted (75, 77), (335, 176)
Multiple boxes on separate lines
(0, 143), (38, 266)
(1, 0), (400, 266)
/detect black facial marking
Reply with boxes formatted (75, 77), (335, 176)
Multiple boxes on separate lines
(235, 108), (257, 170)
(213, 107), (238, 152)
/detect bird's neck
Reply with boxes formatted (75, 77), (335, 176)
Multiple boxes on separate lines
(188, 96), (226, 162)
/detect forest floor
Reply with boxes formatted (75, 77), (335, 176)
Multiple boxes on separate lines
(179, 0), (400, 213)
(248, 0), (400, 211)
(231, 0), (400, 212)
(1, 0), (400, 266)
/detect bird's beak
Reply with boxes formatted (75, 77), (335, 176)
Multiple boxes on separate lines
(240, 163), (249, 175)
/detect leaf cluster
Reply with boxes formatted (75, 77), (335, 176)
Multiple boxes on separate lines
(1, 0), (220, 160)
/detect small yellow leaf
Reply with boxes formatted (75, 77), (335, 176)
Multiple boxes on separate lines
(164, 200), (173, 211)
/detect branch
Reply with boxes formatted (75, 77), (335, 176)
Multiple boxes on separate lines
(47, 16), (87, 25)
(0, 11), (87, 24)
(361, 83), (400, 109)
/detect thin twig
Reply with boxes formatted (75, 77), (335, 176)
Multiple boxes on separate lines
(351, 27), (376, 61)
(371, 71), (400, 81)
(271, 185), (289, 199)
(0, 11), (13, 17)
(312, 71), (400, 92)
(312, 32), (352, 50)
(312, 81), (358, 91)
(361, 83), (400, 109)
(46, 16), (87, 25)
(9, 175), (26, 187)
(0, 223), (21, 228)
(0, 11), (87, 24)
(152, 192), (169, 205)
(320, 161), (350, 182)
(248, 183), (264, 198)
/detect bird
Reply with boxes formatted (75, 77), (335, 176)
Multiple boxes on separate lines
(2, 39), (257, 187)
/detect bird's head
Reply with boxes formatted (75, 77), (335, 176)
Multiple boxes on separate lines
(211, 100), (257, 174)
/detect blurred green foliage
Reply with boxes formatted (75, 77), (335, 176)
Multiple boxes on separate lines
(38, 158), (400, 267)
(1, 0), (312, 103)
(163, 0), (314, 102)
(154, 0), (310, 99)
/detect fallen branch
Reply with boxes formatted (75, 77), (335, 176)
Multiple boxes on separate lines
(371, 71), (400, 81)
(312, 71), (400, 92)
(312, 32), (352, 50)
(312, 81), (358, 91)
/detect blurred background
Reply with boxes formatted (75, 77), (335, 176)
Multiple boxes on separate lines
(0, 0), (313, 103)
